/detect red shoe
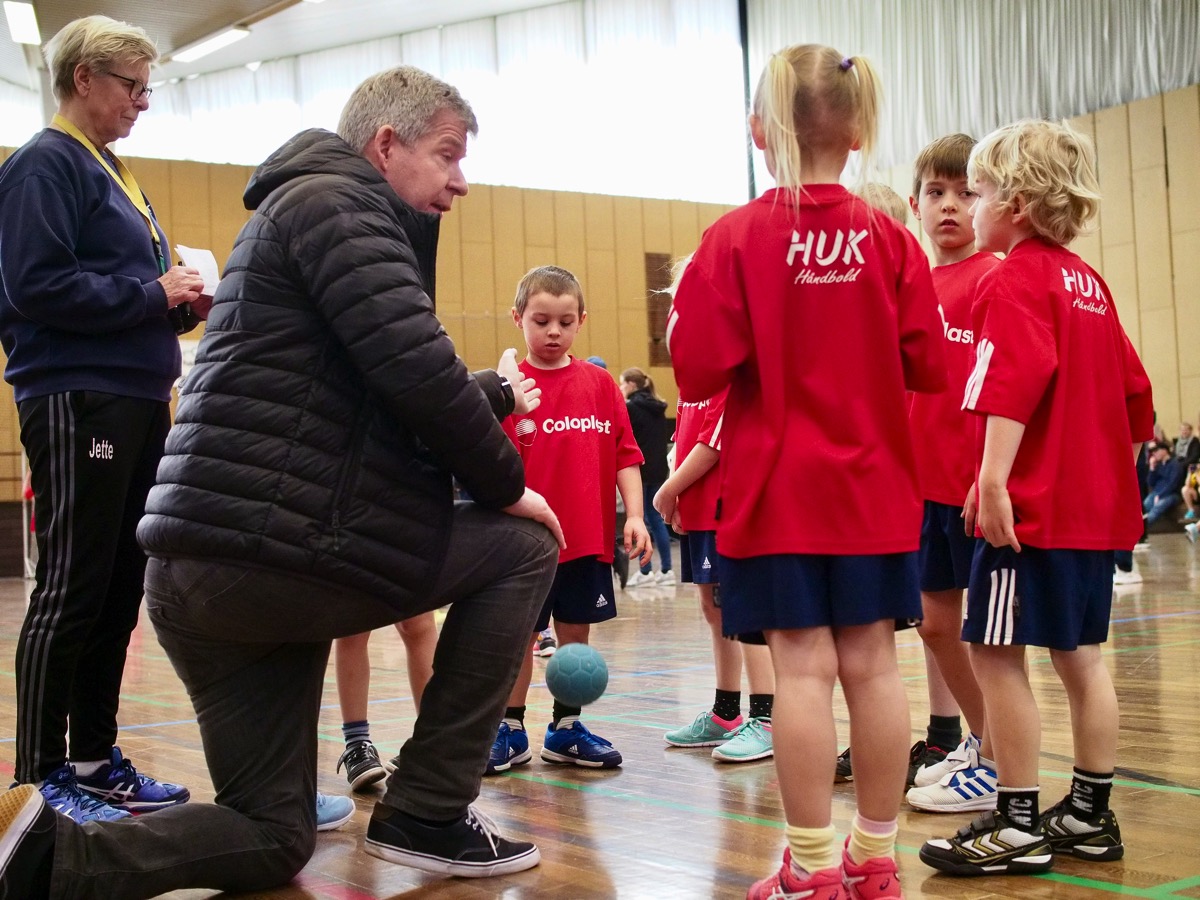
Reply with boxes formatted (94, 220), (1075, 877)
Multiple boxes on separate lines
(748, 849), (846, 900)
(842, 844), (901, 900)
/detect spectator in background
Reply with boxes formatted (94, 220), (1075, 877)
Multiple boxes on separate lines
(1174, 422), (1199, 468)
(621, 367), (675, 587)
(854, 182), (909, 224)
(1143, 444), (1188, 527)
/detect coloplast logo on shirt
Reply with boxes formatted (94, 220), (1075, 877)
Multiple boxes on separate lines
(542, 415), (612, 435)
(514, 417), (537, 447)
(787, 228), (867, 285)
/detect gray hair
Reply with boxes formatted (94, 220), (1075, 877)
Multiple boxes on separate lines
(337, 65), (478, 153)
(44, 15), (158, 102)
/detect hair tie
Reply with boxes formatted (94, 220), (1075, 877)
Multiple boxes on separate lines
(840, 57), (854, 71)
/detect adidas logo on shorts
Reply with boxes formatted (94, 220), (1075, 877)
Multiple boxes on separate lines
(702, 556), (712, 570)
(595, 596), (608, 608)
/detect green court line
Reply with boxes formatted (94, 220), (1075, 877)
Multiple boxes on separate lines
(504, 771), (1195, 896)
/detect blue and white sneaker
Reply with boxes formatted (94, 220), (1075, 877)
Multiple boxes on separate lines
(540, 720), (622, 768)
(913, 733), (982, 788)
(37, 764), (131, 823)
(74, 746), (190, 812)
(485, 722), (532, 775)
(316, 792), (355, 831)
(906, 758), (998, 813)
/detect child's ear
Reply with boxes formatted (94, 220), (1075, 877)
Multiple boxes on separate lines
(908, 194), (920, 219)
(1010, 194), (1029, 223)
(510, 307), (522, 328)
(748, 114), (766, 151)
(579, 310), (587, 327)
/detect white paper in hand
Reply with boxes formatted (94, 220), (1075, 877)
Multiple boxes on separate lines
(175, 245), (220, 296)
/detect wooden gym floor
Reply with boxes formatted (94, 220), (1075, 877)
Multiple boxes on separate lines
(0, 536), (1197, 899)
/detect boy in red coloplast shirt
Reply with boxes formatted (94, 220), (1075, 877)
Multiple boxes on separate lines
(486, 265), (650, 775)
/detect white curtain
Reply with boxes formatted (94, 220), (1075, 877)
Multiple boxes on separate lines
(114, 0), (748, 204)
(0, 79), (42, 148)
(746, 0), (1198, 192)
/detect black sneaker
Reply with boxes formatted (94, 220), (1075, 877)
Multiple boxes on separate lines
(907, 740), (949, 787)
(835, 747), (853, 783)
(1040, 796), (1124, 861)
(920, 809), (1053, 876)
(337, 740), (388, 791)
(364, 804), (540, 877)
(0, 784), (56, 899)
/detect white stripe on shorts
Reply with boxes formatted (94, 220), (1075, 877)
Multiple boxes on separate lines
(985, 565), (1016, 645)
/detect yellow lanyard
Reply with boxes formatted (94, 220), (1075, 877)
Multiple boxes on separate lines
(51, 114), (165, 273)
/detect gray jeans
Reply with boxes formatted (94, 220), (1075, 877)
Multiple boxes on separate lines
(50, 502), (557, 899)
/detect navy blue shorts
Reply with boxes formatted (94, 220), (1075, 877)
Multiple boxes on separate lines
(716, 552), (921, 635)
(680, 531), (720, 585)
(535, 556), (617, 632)
(964, 543), (1114, 650)
(919, 501), (978, 592)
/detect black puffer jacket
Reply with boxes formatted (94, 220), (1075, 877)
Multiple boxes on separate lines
(138, 129), (524, 609)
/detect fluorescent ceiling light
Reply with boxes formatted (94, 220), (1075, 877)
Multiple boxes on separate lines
(301, 0), (326, 4)
(245, 60), (262, 72)
(3, 1), (41, 45)
(172, 27), (250, 63)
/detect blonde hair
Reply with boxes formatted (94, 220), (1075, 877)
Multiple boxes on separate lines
(44, 15), (158, 103)
(968, 120), (1101, 245)
(338, 66), (477, 153)
(912, 133), (976, 198)
(854, 182), (908, 224)
(621, 367), (663, 400)
(513, 265), (584, 316)
(753, 44), (882, 203)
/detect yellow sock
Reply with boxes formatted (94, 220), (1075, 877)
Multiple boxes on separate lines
(784, 824), (837, 875)
(847, 814), (897, 865)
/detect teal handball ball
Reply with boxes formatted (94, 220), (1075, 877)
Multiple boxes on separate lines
(545, 643), (608, 707)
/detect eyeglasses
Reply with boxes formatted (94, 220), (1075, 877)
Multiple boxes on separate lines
(103, 71), (153, 101)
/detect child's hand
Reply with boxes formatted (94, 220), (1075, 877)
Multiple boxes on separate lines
(653, 484), (678, 525)
(624, 515), (653, 566)
(962, 483), (977, 536)
(977, 482), (1020, 551)
(497, 347), (541, 415)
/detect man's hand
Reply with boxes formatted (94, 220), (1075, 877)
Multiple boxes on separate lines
(502, 487), (565, 549)
(498, 348), (540, 415)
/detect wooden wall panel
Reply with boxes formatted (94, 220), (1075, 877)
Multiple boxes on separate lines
(491, 186), (527, 312)
(1094, 106), (1135, 250)
(1142, 307), (1181, 424)
(1127, 96), (1165, 170)
(1164, 86), (1200, 235)
(1131, 166), (1174, 312)
(437, 205), (464, 315)
(1172, 230), (1200, 379)
(1104, 242), (1141, 347)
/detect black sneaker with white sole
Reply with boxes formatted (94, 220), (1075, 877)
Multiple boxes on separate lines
(337, 740), (388, 791)
(364, 804), (540, 877)
(0, 784), (55, 899)
(920, 809), (1053, 876)
(1040, 796), (1124, 861)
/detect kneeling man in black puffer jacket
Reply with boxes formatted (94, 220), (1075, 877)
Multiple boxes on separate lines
(33, 65), (563, 900)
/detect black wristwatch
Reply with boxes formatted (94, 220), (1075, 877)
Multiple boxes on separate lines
(498, 376), (516, 416)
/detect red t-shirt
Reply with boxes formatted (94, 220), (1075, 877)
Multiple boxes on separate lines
(668, 185), (947, 557)
(909, 252), (1001, 505)
(963, 238), (1154, 549)
(673, 387), (728, 532)
(502, 357), (643, 563)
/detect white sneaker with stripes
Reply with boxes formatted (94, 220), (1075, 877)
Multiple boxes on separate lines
(913, 734), (981, 788)
(906, 759), (998, 813)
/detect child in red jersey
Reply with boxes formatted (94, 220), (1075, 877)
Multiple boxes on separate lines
(655, 259), (777, 765)
(920, 120), (1153, 877)
(899, 135), (1003, 813)
(486, 265), (651, 774)
(668, 44), (947, 900)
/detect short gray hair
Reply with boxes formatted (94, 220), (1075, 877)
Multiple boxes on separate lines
(44, 15), (158, 102)
(337, 65), (478, 153)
